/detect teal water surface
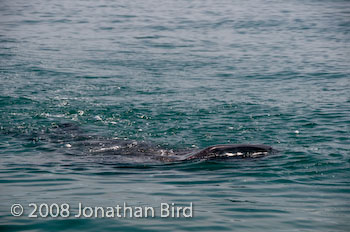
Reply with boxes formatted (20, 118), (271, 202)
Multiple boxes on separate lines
(0, 0), (350, 231)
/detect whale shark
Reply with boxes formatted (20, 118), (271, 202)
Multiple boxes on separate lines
(50, 123), (277, 164)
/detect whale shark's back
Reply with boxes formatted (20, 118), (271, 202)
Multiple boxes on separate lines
(47, 123), (277, 164)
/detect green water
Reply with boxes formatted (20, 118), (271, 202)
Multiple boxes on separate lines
(1, 0), (350, 231)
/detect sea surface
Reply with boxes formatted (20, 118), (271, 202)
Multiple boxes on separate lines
(0, 0), (349, 231)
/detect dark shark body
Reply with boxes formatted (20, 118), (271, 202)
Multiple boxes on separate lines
(41, 123), (276, 164)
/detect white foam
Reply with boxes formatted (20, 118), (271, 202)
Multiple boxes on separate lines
(98, 146), (120, 152)
(94, 115), (102, 121)
(225, 152), (243, 157)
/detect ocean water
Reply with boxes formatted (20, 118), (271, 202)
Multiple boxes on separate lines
(0, 0), (350, 231)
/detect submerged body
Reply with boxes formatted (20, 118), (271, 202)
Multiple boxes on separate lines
(49, 123), (276, 164)
(71, 139), (275, 164)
